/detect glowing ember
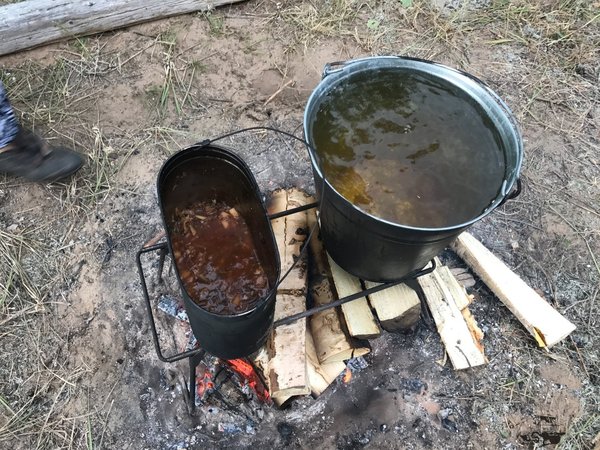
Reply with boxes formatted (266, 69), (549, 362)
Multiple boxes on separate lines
(342, 367), (352, 384)
(196, 368), (215, 399)
(226, 358), (271, 403)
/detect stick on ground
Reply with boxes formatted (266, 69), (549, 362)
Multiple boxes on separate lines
(451, 232), (576, 348)
(0, 0), (246, 56)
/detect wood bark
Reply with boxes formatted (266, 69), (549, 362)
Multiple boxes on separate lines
(266, 190), (310, 401)
(268, 189), (309, 293)
(305, 328), (346, 397)
(0, 0), (246, 56)
(451, 232), (576, 348)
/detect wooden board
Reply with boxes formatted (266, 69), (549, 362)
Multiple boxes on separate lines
(433, 263), (483, 353)
(434, 265), (473, 311)
(450, 267), (477, 289)
(309, 275), (370, 363)
(365, 282), (421, 331)
(328, 255), (381, 340)
(451, 232), (576, 348)
(418, 269), (487, 370)
(0, 0), (246, 56)
(268, 293), (310, 400)
(266, 189), (310, 401)
(307, 208), (370, 363)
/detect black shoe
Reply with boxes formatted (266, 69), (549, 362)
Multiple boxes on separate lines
(0, 130), (83, 182)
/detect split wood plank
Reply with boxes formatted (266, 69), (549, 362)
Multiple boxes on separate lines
(435, 265), (473, 311)
(451, 232), (576, 348)
(418, 268), (487, 370)
(327, 255), (381, 340)
(309, 274), (370, 363)
(267, 190), (310, 401)
(364, 281), (421, 331)
(450, 267), (477, 289)
(268, 189), (309, 293)
(268, 293), (310, 401)
(306, 328), (346, 397)
(0, 0), (246, 56)
(306, 209), (370, 364)
(434, 264), (483, 352)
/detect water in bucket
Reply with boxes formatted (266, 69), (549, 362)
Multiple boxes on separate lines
(311, 68), (506, 228)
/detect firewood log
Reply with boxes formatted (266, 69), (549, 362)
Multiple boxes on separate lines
(451, 232), (576, 348)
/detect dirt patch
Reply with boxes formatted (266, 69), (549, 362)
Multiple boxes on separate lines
(0, 0), (598, 449)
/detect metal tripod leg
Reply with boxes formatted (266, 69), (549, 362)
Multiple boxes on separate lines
(157, 246), (167, 284)
(188, 349), (206, 414)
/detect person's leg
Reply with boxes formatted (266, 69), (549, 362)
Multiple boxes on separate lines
(0, 81), (84, 182)
(0, 81), (19, 150)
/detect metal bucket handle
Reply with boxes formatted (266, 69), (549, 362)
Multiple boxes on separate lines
(198, 126), (325, 290)
(322, 56), (522, 203)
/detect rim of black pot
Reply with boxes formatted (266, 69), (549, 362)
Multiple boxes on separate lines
(303, 55), (524, 233)
(156, 144), (281, 319)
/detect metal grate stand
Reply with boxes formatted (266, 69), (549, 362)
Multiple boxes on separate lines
(136, 204), (436, 411)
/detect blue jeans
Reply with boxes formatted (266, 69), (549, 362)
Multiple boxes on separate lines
(0, 81), (19, 148)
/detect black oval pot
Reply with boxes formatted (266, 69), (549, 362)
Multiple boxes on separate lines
(157, 144), (280, 360)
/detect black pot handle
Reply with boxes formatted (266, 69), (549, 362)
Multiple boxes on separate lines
(508, 178), (522, 199)
(322, 60), (351, 78)
(190, 126), (327, 292)
(136, 243), (204, 363)
(498, 178), (522, 207)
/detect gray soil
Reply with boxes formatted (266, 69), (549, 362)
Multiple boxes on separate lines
(0, 1), (598, 449)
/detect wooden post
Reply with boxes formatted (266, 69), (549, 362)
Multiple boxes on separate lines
(0, 0), (246, 56)
(451, 232), (576, 348)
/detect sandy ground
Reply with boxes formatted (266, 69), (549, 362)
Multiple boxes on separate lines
(0, 0), (598, 449)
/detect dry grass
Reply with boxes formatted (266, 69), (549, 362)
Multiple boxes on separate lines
(0, 305), (110, 449)
(0, 0), (599, 448)
(144, 29), (206, 119)
(280, 0), (363, 42)
(0, 217), (95, 448)
(48, 125), (139, 215)
(0, 228), (42, 312)
(0, 39), (142, 449)
(0, 60), (92, 132)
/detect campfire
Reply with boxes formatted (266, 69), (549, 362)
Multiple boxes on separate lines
(137, 184), (575, 417)
(158, 294), (272, 408)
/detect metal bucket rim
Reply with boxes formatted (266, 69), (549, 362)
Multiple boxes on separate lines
(157, 143), (281, 319)
(303, 55), (524, 233)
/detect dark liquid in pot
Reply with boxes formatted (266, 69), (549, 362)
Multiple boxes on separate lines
(170, 200), (269, 315)
(311, 68), (506, 228)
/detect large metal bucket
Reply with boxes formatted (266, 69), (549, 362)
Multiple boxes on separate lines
(303, 56), (523, 282)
